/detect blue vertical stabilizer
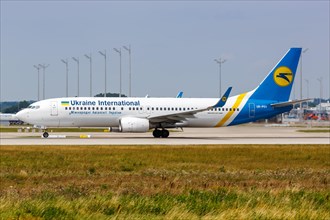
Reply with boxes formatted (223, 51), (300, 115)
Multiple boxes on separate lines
(251, 48), (301, 102)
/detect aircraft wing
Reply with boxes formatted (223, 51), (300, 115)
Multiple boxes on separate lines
(271, 98), (312, 108)
(148, 87), (232, 124)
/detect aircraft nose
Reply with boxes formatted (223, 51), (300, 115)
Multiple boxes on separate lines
(16, 110), (29, 122)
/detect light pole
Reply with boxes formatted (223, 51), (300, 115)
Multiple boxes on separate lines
(39, 64), (49, 100)
(33, 65), (41, 100)
(61, 59), (69, 97)
(72, 57), (80, 97)
(114, 48), (122, 97)
(99, 50), (107, 97)
(304, 79), (309, 98)
(84, 53), (92, 97)
(300, 48), (309, 105)
(317, 77), (323, 106)
(123, 45), (131, 97)
(214, 58), (226, 97)
(304, 79), (309, 108)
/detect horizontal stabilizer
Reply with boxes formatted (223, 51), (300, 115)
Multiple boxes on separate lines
(271, 98), (312, 108)
(213, 87), (232, 108)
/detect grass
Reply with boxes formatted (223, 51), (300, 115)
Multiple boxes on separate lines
(0, 145), (329, 219)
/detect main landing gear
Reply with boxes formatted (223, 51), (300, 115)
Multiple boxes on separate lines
(153, 129), (169, 138)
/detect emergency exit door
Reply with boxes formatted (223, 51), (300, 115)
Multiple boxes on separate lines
(51, 101), (58, 116)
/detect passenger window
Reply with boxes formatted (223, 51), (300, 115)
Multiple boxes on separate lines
(96, 107), (99, 110)
(226, 108), (228, 111)
(172, 108), (174, 111)
(88, 107), (91, 110)
(183, 108), (186, 111)
(113, 107), (115, 110)
(152, 107), (154, 111)
(237, 108), (239, 111)
(121, 107), (124, 110)
(160, 107), (162, 111)
(100, 107), (103, 110)
(156, 107), (158, 110)
(147, 107), (150, 110)
(175, 108), (178, 111)
(129, 107), (131, 110)
(229, 108), (232, 111)
(65, 107), (67, 110)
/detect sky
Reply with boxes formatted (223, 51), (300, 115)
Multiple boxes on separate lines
(1, 1), (329, 101)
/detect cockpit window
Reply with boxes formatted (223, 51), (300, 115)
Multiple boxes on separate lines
(28, 105), (40, 109)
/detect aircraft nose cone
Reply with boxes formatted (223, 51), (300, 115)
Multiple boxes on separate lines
(16, 110), (28, 122)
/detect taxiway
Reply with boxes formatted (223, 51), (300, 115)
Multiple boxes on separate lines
(1, 125), (329, 145)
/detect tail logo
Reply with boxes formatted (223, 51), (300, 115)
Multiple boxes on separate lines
(273, 66), (293, 87)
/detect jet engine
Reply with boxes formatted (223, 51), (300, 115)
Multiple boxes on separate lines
(119, 117), (150, 132)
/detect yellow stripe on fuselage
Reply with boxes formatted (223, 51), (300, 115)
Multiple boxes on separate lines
(215, 93), (247, 127)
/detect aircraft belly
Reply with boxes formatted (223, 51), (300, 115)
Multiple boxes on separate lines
(186, 117), (219, 127)
(60, 115), (118, 127)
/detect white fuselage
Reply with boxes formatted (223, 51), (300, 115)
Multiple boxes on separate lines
(16, 95), (252, 129)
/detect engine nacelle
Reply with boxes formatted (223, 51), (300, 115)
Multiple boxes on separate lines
(119, 117), (150, 132)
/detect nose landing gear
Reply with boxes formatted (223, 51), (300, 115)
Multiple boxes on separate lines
(42, 131), (49, 138)
(153, 129), (169, 138)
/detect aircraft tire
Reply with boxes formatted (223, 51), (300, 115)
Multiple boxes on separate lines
(161, 129), (169, 138)
(153, 129), (162, 138)
(43, 132), (49, 138)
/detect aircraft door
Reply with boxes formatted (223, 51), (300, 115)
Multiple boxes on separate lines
(249, 103), (255, 118)
(146, 106), (151, 116)
(139, 106), (144, 114)
(51, 101), (58, 116)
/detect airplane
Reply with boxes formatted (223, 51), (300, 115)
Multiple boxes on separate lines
(16, 48), (307, 138)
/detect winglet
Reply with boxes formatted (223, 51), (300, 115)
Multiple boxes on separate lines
(213, 87), (232, 108)
(176, 91), (183, 98)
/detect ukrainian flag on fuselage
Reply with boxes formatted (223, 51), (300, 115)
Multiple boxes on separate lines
(61, 101), (70, 106)
(250, 48), (302, 102)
